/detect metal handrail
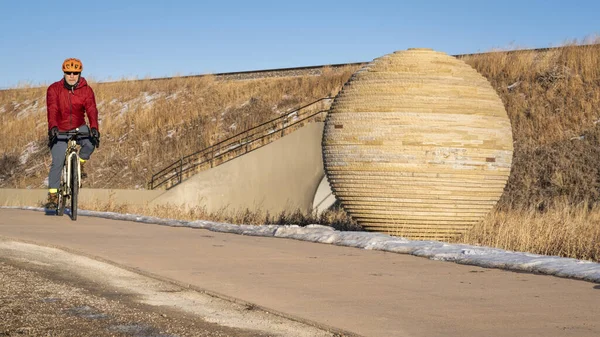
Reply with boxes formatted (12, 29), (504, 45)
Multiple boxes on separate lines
(149, 96), (333, 190)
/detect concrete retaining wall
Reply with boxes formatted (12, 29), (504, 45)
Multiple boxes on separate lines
(2, 123), (336, 214)
(151, 122), (328, 214)
(0, 189), (165, 207)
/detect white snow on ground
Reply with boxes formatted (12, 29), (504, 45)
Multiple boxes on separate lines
(99, 92), (165, 118)
(19, 142), (40, 164)
(165, 92), (178, 100)
(15, 100), (44, 119)
(5, 206), (600, 284)
(165, 129), (176, 138)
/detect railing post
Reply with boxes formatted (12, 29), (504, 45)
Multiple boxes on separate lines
(179, 157), (183, 184)
(245, 130), (249, 154)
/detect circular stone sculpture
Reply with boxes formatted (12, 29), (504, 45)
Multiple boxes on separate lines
(322, 48), (513, 240)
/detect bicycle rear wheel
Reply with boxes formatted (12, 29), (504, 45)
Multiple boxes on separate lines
(70, 156), (79, 221)
(57, 191), (66, 216)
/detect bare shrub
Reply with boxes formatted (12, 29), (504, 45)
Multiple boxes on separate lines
(0, 153), (19, 183)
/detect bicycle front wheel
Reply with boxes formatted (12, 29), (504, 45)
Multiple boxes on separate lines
(70, 155), (79, 221)
(57, 165), (67, 216)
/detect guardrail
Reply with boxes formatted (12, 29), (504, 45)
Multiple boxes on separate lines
(149, 96), (334, 190)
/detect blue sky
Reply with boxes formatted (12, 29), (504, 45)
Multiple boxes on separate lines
(1, 0), (598, 89)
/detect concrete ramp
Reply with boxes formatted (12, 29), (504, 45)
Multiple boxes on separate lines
(152, 122), (335, 214)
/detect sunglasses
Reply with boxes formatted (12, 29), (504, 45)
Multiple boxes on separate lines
(64, 72), (81, 76)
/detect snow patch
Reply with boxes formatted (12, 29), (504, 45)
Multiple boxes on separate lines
(19, 142), (39, 165)
(16, 100), (43, 119)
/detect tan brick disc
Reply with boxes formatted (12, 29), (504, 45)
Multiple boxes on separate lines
(322, 48), (513, 240)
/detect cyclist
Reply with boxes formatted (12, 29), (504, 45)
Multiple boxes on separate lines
(45, 58), (100, 210)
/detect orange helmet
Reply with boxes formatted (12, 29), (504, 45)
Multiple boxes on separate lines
(62, 58), (83, 72)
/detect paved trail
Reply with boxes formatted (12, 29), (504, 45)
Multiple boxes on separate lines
(1, 209), (598, 337)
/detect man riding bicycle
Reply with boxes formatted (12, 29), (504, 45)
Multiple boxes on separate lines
(45, 58), (100, 209)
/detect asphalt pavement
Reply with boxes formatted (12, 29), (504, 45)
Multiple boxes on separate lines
(1, 208), (598, 337)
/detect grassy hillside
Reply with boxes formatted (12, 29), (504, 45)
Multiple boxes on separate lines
(1, 42), (599, 261)
(459, 42), (600, 261)
(0, 66), (358, 189)
(461, 43), (600, 210)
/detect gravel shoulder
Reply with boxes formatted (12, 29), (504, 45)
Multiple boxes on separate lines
(0, 240), (345, 337)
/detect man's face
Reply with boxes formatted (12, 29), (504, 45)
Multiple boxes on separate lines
(64, 72), (80, 86)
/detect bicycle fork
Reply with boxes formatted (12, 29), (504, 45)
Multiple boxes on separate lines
(63, 145), (81, 193)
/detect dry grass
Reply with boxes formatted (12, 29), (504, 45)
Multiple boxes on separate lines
(450, 40), (600, 261)
(460, 40), (600, 209)
(79, 199), (360, 232)
(3, 41), (600, 262)
(456, 201), (600, 262)
(0, 66), (358, 189)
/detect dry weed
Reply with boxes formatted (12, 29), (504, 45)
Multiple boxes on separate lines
(456, 200), (600, 261)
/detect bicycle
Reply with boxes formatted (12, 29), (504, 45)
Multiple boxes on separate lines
(55, 128), (89, 220)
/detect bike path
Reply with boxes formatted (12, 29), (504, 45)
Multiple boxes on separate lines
(1, 208), (599, 337)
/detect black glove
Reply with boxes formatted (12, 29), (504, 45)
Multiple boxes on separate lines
(91, 128), (100, 149)
(48, 127), (58, 148)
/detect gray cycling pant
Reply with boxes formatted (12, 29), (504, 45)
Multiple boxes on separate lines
(48, 125), (95, 190)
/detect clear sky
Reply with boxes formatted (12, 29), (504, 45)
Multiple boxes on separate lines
(1, 0), (598, 89)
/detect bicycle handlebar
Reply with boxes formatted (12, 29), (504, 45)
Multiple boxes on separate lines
(58, 130), (90, 137)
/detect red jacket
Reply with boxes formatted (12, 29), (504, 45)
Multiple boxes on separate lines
(46, 77), (99, 131)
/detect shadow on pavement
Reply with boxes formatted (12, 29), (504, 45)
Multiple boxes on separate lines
(43, 208), (72, 217)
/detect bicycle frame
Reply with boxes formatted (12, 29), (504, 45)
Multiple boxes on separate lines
(56, 128), (88, 219)
(61, 139), (81, 194)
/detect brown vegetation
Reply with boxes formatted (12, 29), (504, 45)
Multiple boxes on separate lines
(456, 41), (600, 261)
(78, 199), (361, 233)
(460, 41), (600, 210)
(0, 66), (357, 189)
(2, 41), (600, 261)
